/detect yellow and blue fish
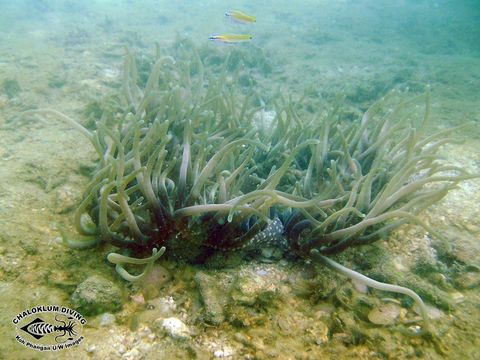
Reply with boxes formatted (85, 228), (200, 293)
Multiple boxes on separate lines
(209, 34), (253, 44)
(225, 10), (256, 24)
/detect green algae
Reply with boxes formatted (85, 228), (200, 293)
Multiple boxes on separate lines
(2, 79), (21, 99)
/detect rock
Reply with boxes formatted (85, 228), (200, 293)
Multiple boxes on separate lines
(352, 295), (375, 321)
(464, 223), (480, 234)
(85, 344), (97, 354)
(312, 320), (329, 345)
(450, 291), (465, 304)
(454, 271), (480, 289)
(194, 272), (232, 324)
(99, 313), (116, 327)
(213, 346), (236, 358)
(204, 251), (244, 268)
(443, 229), (480, 267)
(231, 269), (277, 306)
(122, 348), (141, 359)
(136, 264), (171, 299)
(90, 312), (117, 328)
(158, 317), (190, 340)
(71, 275), (123, 315)
(151, 296), (177, 316)
(335, 308), (357, 330)
(425, 305), (443, 320)
(428, 273), (449, 290)
(368, 302), (402, 325)
(252, 110), (276, 131)
(136, 296), (177, 325)
(259, 246), (284, 261)
(54, 186), (78, 214)
(352, 280), (369, 294)
(130, 293), (146, 306)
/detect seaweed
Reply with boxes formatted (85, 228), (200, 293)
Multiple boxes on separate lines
(3, 79), (21, 99)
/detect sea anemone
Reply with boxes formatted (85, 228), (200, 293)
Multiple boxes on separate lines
(26, 41), (475, 333)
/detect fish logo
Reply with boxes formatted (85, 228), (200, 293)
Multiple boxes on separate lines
(12, 305), (86, 351)
(20, 316), (77, 342)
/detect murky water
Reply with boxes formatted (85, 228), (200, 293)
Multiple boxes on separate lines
(1, 1), (479, 359)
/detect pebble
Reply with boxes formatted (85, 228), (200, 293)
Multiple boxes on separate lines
(455, 271), (480, 289)
(231, 270), (277, 306)
(137, 264), (171, 299)
(464, 223), (480, 234)
(450, 291), (465, 304)
(99, 313), (116, 327)
(194, 272), (230, 324)
(86, 344), (96, 353)
(159, 317), (190, 340)
(70, 275), (123, 315)
(117, 343), (127, 355)
(260, 247), (283, 260)
(122, 348), (141, 360)
(425, 305), (443, 320)
(446, 229), (480, 267)
(130, 293), (146, 306)
(352, 280), (369, 294)
(368, 303), (402, 325)
(313, 320), (329, 345)
(253, 110), (276, 132)
(54, 186), (77, 213)
(213, 347), (236, 358)
(152, 296), (177, 316)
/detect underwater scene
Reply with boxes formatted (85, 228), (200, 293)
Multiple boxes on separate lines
(1, 0), (479, 359)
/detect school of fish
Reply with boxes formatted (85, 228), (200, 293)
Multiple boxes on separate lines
(209, 9), (255, 44)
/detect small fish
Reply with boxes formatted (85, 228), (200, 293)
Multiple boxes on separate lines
(209, 34), (253, 44)
(225, 10), (256, 24)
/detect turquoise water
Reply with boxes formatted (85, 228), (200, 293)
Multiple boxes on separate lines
(1, 1), (479, 359)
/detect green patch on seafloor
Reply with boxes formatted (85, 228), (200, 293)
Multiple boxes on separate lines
(2, 79), (21, 99)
